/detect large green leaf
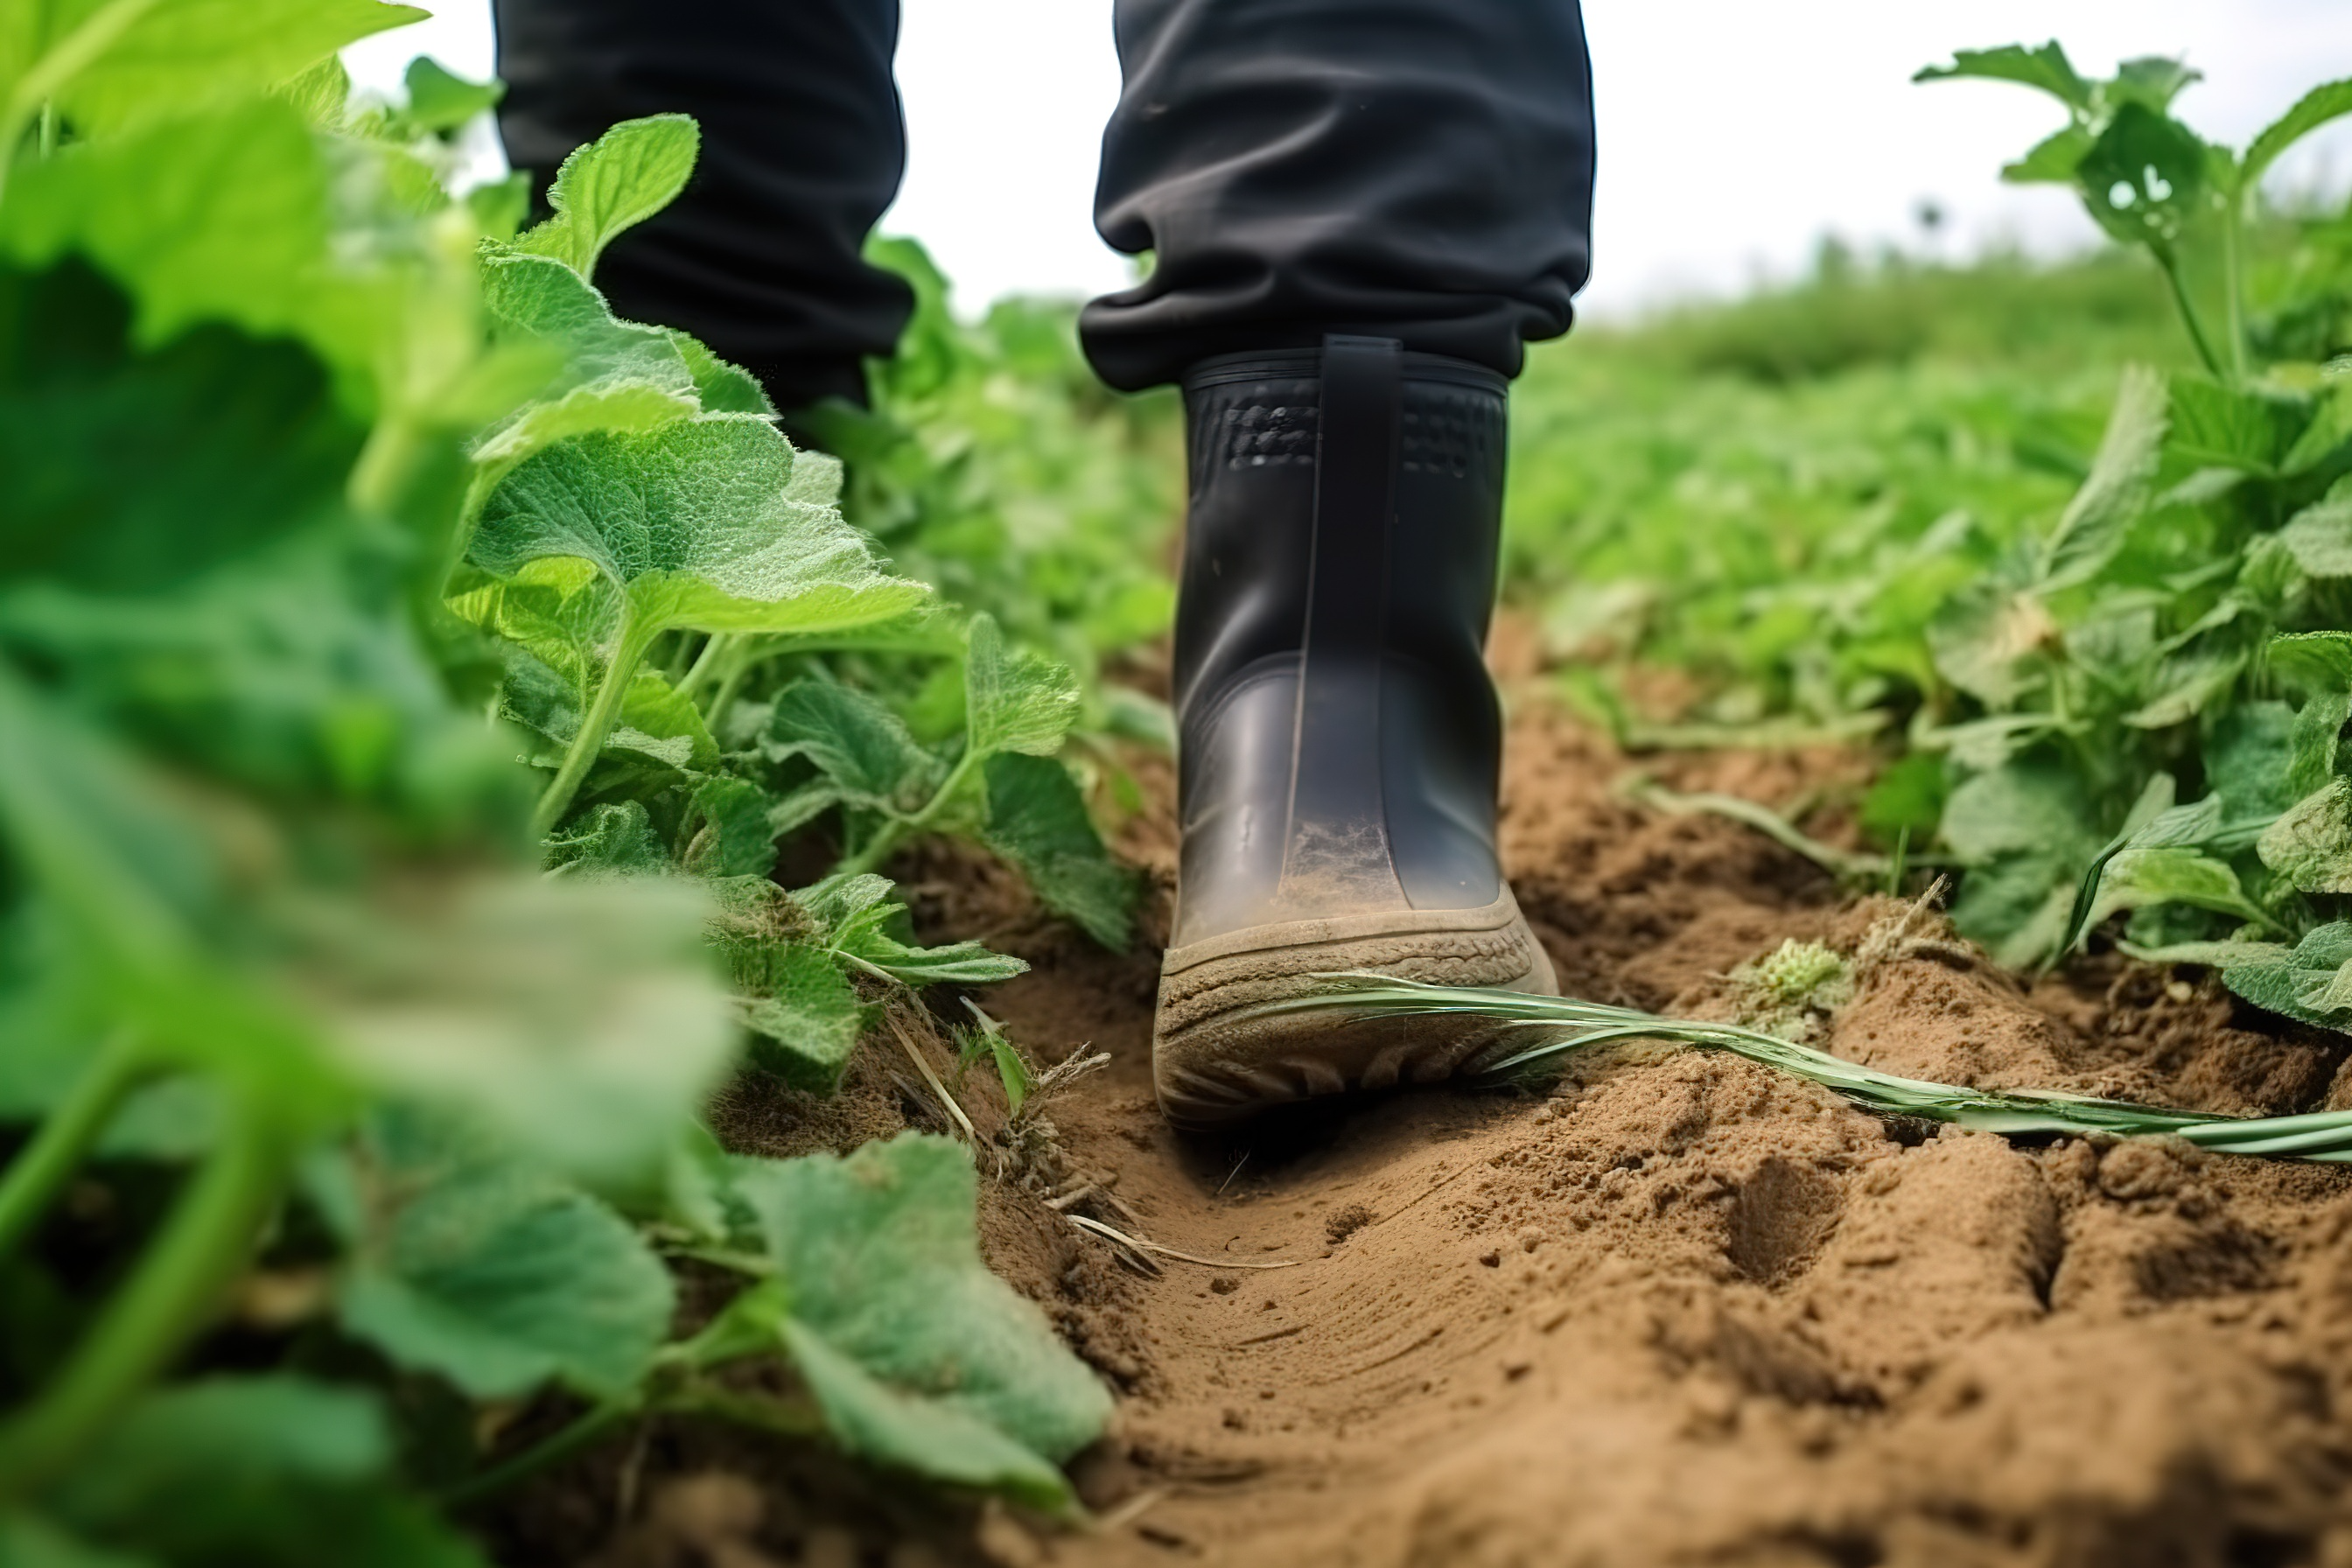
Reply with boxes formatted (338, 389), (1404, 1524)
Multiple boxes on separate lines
(469, 415), (929, 652)
(31, 0), (424, 138)
(512, 114), (699, 280)
(734, 1136), (1111, 1490)
(0, 259), (363, 592)
(41, 1376), (482, 1568)
(0, 96), (402, 409)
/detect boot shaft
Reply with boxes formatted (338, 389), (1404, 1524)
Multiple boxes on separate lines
(1171, 337), (1510, 947)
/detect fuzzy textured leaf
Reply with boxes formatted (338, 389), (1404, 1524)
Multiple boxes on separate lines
(734, 1136), (1112, 1471)
(2039, 365), (2167, 589)
(512, 115), (700, 279)
(2259, 780), (2352, 894)
(984, 753), (1137, 950)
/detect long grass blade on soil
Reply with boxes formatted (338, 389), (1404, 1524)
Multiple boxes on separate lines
(1250, 976), (2352, 1163)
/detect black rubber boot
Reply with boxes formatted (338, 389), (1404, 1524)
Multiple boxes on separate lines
(1152, 335), (1557, 1128)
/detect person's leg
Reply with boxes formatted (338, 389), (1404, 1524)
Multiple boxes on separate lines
(1088, 0), (1595, 1127)
(493, 0), (912, 412)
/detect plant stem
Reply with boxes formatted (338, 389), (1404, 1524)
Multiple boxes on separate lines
(0, 1094), (284, 1500)
(36, 102), (56, 158)
(0, 1031), (145, 1266)
(704, 650), (754, 732)
(439, 1402), (634, 1508)
(835, 746), (981, 878)
(2153, 243), (2227, 381)
(678, 633), (732, 703)
(2222, 194), (2250, 382)
(532, 611), (653, 838)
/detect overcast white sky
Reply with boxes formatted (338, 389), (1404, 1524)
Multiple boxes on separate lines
(346, 1), (2352, 321)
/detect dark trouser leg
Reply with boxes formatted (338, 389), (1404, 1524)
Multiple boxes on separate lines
(493, 0), (913, 411)
(1082, 0), (1595, 391)
(1112, 2), (1592, 1126)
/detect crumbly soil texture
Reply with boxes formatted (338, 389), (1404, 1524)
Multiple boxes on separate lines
(531, 706), (2352, 1568)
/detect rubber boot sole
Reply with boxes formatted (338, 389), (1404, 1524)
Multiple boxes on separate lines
(1152, 890), (1559, 1130)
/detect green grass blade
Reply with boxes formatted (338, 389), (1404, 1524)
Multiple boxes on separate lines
(1244, 975), (2352, 1166)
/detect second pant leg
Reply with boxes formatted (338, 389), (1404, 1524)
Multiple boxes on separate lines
(494, 0), (912, 410)
(1082, 0), (1595, 392)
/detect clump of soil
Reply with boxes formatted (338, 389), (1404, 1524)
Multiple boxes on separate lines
(513, 704), (2352, 1568)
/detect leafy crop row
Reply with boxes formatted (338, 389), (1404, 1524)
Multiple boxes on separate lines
(0, 6), (1165, 1560)
(1517, 46), (2352, 1034)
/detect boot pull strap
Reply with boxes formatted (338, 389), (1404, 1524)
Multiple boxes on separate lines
(1280, 334), (1407, 906)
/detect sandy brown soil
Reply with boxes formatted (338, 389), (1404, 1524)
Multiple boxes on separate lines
(531, 703), (2352, 1568)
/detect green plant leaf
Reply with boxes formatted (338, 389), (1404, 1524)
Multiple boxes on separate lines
(512, 114), (700, 280)
(2217, 923), (2352, 1032)
(963, 613), (1081, 759)
(38, 0), (428, 138)
(2108, 56), (2202, 115)
(1943, 755), (2105, 968)
(733, 1135), (1111, 1488)
(2075, 103), (2210, 250)
(2003, 124), (2095, 184)
(2271, 631), (2352, 694)
(2039, 364), (2167, 589)
(984, 753), (1137, 950)
(2168, 378), (2312, 476)
(471, 415), (930, 647)
(335, 1110), (674, 1403)
(2242, 77), (2352, 192)
(1926, 584), (2055, 705)
(471, 252), (699, 468)
(686, 774), (780, 879)
(766, 681), (942, 812)
(780, 1320), (1077, 1512)
(398, 56), (502, 135)
(546, 801), (668, 878)
(2091, 845), (2270, 929)
(665, 330), (775, 417)
(2281, 491), (2352, 577)
(0, 94), (416, 410)
(2206, 701), (2301, 819)
(732, 941), (872, 1094)
(42, 1376), (481, 1568)
(794, 873), (1028, 988)
(309, 875), (738, 1182)
(2258, 780), (2352, 894)
(1914, 42), (2092, 112)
